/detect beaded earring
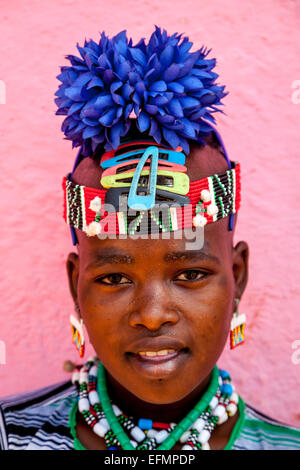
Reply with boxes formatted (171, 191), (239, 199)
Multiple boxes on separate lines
(230, 298), (246, 349)
(70, 305), (85, 358)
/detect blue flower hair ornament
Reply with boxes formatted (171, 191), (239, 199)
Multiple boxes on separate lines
(55, 26), (227, 156)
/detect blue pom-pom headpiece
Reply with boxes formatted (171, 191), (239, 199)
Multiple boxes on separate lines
(55, 26), (228, 157)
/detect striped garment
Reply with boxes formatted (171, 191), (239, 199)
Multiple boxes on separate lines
(0, 379), (300, 450)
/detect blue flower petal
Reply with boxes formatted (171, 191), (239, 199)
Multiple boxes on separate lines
(82, 126), (100, 139)
(86, 76), (104, 89)
(167, 81), (184, 94)
(137, 111), (150, 132)
(122, 83), (134, 100)
(65, 87), (84, 102)
(95, 94), (114, 109)
(129, 47), (147, 67)
(178, 76), (203, 91)
(159, 45), (174, 68)
(110, 121), (124, 148)
(163, 63), (180, 82)
(82, 117), (100, 126)
(162, 128), (180, 148)
(117, 60), (131, 80)
(179, 96), (200, 110)
(99, 108), (116, 126)
(144, 104), (158, 115)
(149, 118), (162, 143)
(167, 98), (184, 118)
(150, 80), (167, 92)
(200, 93), (217, 105)
(156, 113), (175, 124)
(67, 102), (85, 116)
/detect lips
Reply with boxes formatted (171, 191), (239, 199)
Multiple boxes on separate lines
(126, 336), (188, 355)
(126, 336), (189, 379)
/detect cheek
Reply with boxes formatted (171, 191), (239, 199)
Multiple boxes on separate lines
(186, 274), (233, 352)
(78, 280), (126, 355)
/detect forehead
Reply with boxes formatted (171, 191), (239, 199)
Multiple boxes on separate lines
(76, 217), (232, 271)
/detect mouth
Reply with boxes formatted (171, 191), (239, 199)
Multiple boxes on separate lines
(126, 347), (190, 379)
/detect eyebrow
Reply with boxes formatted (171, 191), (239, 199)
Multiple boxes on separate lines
(164, 251), (220, 265)
(86, 248), (220, 270)
(86, 252), (135, 270)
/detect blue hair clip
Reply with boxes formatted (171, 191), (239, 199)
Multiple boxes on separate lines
(127, 146), (159, 210)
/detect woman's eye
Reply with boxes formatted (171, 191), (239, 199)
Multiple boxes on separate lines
(175, 270), (208, 281)
(96, 274), (131, 285)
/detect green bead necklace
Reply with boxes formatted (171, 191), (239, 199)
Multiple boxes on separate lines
(97, 361), (220, 451)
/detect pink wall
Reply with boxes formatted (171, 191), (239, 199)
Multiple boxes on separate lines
(0, 0), (299, 426)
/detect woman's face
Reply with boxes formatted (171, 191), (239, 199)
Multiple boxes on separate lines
(67, 218), (248, 405)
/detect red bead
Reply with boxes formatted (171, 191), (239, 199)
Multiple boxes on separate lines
(153, 422), (170, 430)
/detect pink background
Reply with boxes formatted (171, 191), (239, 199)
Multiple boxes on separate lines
(0, 0), (299, 426)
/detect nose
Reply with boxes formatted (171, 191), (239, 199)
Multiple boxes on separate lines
(128, 282), (180, 331)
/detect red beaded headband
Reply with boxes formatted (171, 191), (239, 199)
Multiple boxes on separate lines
(62, 162), (240, 237)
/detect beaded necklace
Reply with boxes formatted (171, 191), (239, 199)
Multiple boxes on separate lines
(71, 357), (239, 451)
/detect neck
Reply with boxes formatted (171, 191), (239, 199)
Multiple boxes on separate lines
(105, 368), (213, 424)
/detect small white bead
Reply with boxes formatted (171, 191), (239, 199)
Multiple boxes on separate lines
(71, 371), (79, 384)
(155, 429), (169, 444)
(146, 429), (158, 439)
(218, 376), (223, 385)
(130, 440), (138, 448)
(217, 412), (228, 425)
(209, 396), (218, 409)
(87, 355), (98, 363)
(192, 418), (206, 433)
(198, 429), (211, 444)
(181, 444), (194, 450)
(112, 404), (122, 416)
(93, 420), (110, 438)
(130, 426), (146, 442)
(179, 431), (191, 443)
(88, 391), (100, 406)
(99, 418), (109, 429)
(206, 203), (219, 216)
(201, 442), (210, 450)
(200, 189), (211, 202)
(227, 403), (238, 417)
(193, 213), (207, 227)
(89, 196), (102, 213)
(79, 371), (89, 384)
(89, 365), (98, 377)
(230, 392), (239, 404)
(213, 404), (226, 418)
(84, 221), (102, 236)
(78, 398), (90, 412)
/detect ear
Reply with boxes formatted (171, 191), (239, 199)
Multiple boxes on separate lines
(66, 252), (80, 305)
(232, 241), (249, 300)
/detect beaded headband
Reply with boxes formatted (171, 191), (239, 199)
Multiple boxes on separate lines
(55, 27), (241, 243)
(62, 149), (240, 236)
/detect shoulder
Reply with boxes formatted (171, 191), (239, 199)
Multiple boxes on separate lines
(0, 380), (76, 450)
(231, 398), (300, 450)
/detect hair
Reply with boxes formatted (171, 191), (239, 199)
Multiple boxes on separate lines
(89, 120), (225, 166)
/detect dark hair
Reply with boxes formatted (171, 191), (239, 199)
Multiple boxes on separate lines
(90, 119), (224, 165)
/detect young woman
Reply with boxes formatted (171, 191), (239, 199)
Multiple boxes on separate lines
(0, 27), (299, 451)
